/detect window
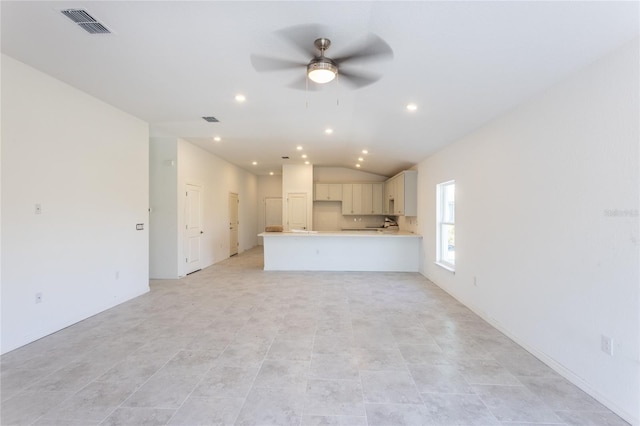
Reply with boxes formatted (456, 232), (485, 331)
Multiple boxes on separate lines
(436, 180), (455, 271)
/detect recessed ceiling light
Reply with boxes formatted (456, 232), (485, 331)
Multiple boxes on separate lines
(235, 94), (246, 102)
(356, 164), (361, 168)
(302, 154), (307, 159)
(304, 161), (310, 165)
(362, 149), (368, 154)
(406, 103), (418, 111)
(252, 161), (257, 165)
(358, 157), (364, 162)
(213, 136), (221, 142)
(269, 172), (274, 176)
(325, 128), (333, 135)
(296, 146), (303, 151)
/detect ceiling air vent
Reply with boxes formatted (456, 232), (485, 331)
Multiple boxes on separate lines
(61, 9), (111, 34)
(202, 116), (219, 123)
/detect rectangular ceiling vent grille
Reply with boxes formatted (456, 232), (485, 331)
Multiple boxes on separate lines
(202, 116), (219, 123)
(61, 9), (111, 34)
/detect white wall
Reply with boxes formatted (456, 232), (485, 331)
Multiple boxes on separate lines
(282, 164), (313, 231)
(176, 139), (258, 276)
(313, 166), (387, 183)
(415, 39), (639, 423)
(149, 138), (178, 279)
(1, 55), (150, 353)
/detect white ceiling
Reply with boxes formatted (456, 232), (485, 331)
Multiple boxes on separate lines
(2, 1), (638, 177)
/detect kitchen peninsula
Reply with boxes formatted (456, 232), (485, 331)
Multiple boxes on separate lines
(259, 230), (422, 272)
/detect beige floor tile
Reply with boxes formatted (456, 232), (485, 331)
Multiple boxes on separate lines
(0, 247), (627, 425)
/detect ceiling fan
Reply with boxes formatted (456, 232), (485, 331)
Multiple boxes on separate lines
(250, 24), (393, 90)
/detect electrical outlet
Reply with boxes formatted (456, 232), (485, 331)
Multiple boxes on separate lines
(115, 271), (120, 280)
(601, 335), (614, 356)
(35, 204), (42, 214)
(35, 292), (42, 304)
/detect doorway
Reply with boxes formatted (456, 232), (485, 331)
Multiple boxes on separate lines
(229, 192), (239, 256)
(265, 197), (283, 229)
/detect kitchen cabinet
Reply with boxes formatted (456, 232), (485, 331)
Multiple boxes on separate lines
(343, 183), (383, 215)
(384, 171), (417, 216)
(372, 183), (384, 214)
(314, 183), (342, 201)
(342, 184), (360, 214)
(361, 183), (384, 215)
(384, 179), (395, 215)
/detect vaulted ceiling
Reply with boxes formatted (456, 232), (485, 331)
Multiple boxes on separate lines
(2, 1), (638, 176)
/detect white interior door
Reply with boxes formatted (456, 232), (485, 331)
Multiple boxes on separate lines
(287, 193), (307, 231)
(185, 184), (202, 274)
(229, 192), (239, 256)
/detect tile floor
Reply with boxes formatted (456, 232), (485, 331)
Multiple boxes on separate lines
(0, 247), (629, 425)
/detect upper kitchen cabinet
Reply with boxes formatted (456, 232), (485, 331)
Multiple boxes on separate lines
(342, 183), (383, 215)
(385, 171), (417, 216)
(314, 183), (343, 201)
(361, 183), (384, 215)
(342, 184), (360, 214)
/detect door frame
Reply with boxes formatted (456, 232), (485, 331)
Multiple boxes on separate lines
(229, 192), (239, 256)
(184, 182), (203, 275)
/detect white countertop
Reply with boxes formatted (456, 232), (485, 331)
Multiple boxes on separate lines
(259, 230), (421, 238)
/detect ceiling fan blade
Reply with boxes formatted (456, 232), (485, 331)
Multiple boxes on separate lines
(333, 34), (393, 65)
(250, 54), (306, 72)
(338, 69), (382, 89)
(275, 24), (327, 58)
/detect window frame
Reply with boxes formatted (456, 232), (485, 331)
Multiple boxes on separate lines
(436, 180), (455, 272)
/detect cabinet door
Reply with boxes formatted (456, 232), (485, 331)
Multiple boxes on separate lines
(328, 184), (343, 201)
(361, 184), (373, 214)
(372, 183), (384, 215)
(315, 183), (343, 201)
(342, 184), (354, 214)
(315, 183), (329, 201)
(386, 178), (395, 201)
(402, 171), (418, 216)
(384, 178), (395, 215)
(352, 184), (363, 214)
(395, 173), (406, 215)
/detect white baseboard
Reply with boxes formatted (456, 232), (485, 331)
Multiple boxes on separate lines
(424, 275), (638, 426)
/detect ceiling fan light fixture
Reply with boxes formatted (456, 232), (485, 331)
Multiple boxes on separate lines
(307, 59), (337, 84)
